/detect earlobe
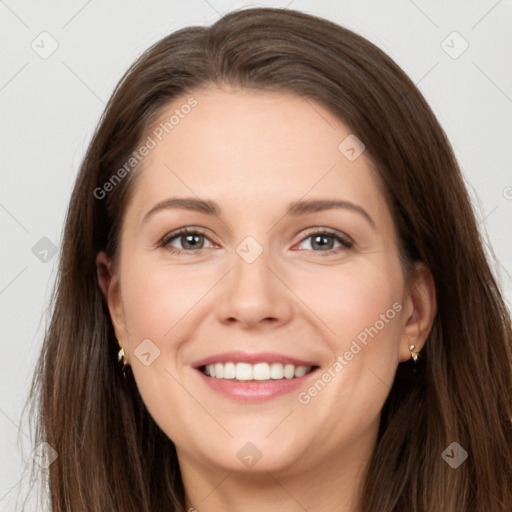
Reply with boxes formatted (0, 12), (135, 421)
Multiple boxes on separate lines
(399, 262), (437, 362)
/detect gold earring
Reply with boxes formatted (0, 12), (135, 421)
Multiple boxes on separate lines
(118, 346), (129, 378)
(118, 346), (127, 364)
(409, 344), (420, 362)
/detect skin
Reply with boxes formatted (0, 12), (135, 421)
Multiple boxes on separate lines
(97, 86), (436, 512)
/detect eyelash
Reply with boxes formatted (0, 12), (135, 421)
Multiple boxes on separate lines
(159, 227), (354, 256)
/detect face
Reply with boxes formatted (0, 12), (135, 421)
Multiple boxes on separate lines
(99, 86), (434, 477)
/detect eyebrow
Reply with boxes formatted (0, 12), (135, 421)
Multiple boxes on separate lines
(142, 197), (376, 230)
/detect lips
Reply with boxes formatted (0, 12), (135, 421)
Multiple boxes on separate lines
(191, 351), (320, 402)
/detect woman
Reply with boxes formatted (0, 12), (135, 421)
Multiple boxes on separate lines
(24, 6), (512, 511)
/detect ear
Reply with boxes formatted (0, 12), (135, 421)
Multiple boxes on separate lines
(398, 262), (437, 362)
(96, 251), (129, 359)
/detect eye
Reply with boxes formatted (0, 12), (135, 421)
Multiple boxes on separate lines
(160, 228), (215, 254)
(159, 227), (354, 256)
(295, 228), (354, 255)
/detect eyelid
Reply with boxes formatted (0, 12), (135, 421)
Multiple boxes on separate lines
(159, 227), (216, 250)
(294, 227), (354, 253)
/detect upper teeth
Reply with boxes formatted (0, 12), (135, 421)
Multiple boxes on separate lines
(203, 362), (312, 380)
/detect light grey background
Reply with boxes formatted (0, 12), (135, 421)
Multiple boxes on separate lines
(1, 0), (511, 510)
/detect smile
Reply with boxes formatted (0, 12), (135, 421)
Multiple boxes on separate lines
(192, 351), (321, 402)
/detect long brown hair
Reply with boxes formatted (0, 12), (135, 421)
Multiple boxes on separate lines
(21, 7), (512, 511)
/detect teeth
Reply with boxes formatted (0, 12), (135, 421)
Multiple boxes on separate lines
(203, 362), (313, 380)
(284, 364), (295, 379)
(223, 362), (236, 379)
(270, 362), (284, 379)
(252, 362), (269, 380)
(294, 365), (307, 377)
(236, 362), (253, 381)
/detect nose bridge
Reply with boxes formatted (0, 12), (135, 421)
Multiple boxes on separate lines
(233, 236), (270, 288)
(215, 233), (292, 327)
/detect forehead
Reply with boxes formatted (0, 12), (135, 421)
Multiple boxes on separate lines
(128, 86), (386, 222)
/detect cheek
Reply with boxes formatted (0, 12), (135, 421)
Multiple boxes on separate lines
(120, 256), (207, 341)
(291, 260), (404, 356)
(117, 257), (207, 440)
(289, 264), (404, 441)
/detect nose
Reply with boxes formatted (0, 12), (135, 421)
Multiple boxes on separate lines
(215, 244), (294, 330)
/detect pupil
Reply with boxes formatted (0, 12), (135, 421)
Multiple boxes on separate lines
(313, 235), (333, 250)
(183, 234), (202, 249)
